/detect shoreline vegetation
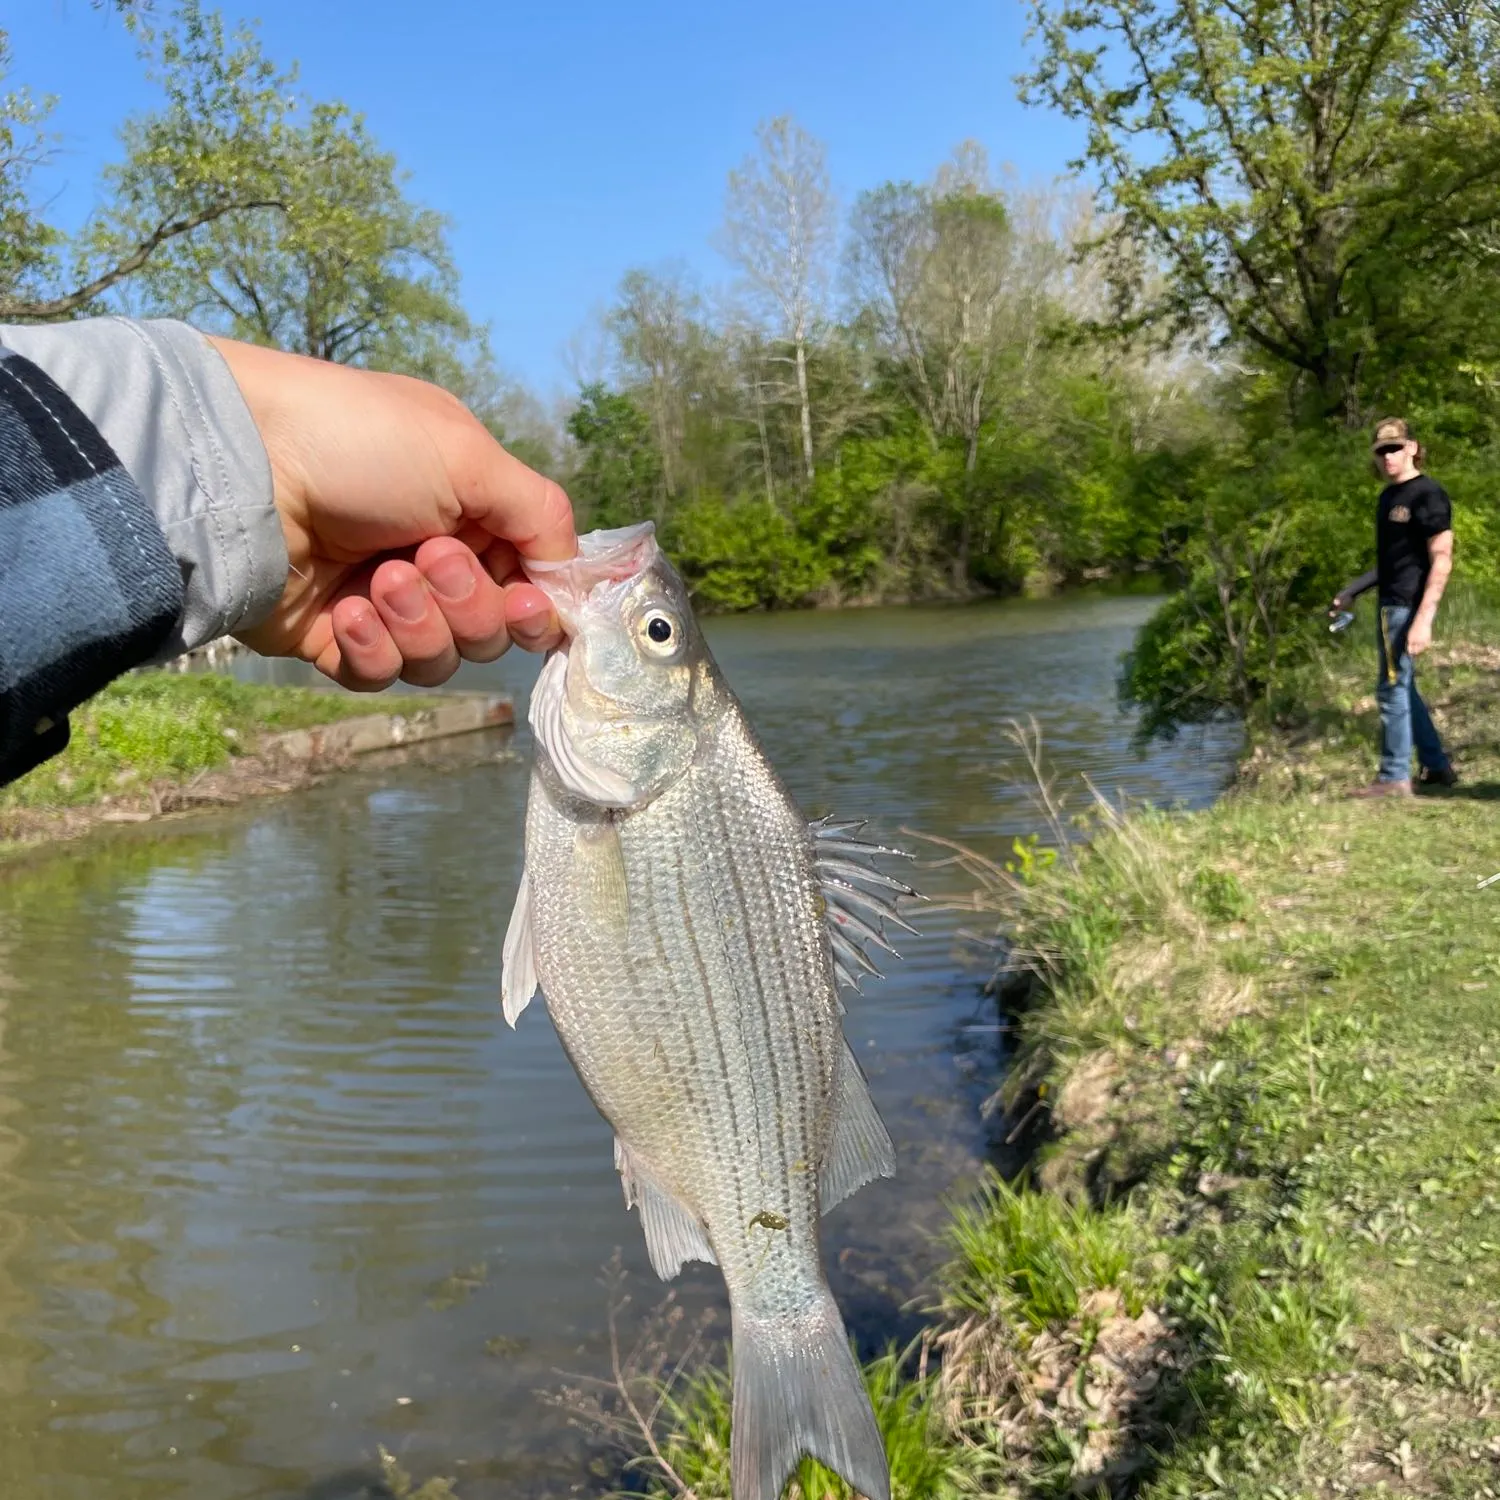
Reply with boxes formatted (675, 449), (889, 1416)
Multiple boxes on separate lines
(561, 595), (1500, 1498)
(0, 672), (504, 865)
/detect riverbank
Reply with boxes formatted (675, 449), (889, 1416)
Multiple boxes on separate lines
(0, 671), (510, 864)
(606, 616), (1500, 1497)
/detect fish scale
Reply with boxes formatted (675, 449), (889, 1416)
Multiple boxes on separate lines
(503, 522), (911, 1500)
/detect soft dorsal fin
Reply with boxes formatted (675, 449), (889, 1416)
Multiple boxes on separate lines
(810, 817), (920, 994)
(821, 1041), (896, 1213)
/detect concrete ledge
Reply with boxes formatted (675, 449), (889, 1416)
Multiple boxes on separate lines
(260, 695), (514, 763)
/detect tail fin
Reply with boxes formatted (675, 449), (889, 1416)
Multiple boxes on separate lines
(731, 1296), (889, 1500)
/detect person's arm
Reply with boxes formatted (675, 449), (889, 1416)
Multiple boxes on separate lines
(1332, 568), (1378, 611)
(1405, 530), (1454, 657)
(0, 343), (186, 785)
(1, 315), (574, 788)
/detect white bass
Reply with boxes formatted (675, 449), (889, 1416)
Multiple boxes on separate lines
(501, 523), (915, 1500)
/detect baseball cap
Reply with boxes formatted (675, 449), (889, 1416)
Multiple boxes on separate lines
(1372, 417), (1412, 452)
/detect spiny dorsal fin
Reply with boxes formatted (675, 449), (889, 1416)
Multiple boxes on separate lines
(810, 817), (921, 995)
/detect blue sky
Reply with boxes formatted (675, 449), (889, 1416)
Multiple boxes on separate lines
(11, 1), (1084, 395)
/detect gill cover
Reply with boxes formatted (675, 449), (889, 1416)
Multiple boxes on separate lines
(523, 522), (699, 810)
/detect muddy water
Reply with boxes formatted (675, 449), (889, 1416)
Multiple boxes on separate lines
(0, 594), (1236, 1499)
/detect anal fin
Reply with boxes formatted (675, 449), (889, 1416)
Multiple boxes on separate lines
(820, 1042), (896, 1214)
(615, 1138), (716, 1280)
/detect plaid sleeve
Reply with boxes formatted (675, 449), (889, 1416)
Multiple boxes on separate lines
(0, 349), (184, 786)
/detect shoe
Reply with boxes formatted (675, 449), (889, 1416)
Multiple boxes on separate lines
(1419, 764), (1459, 787)
(1350, 779), (1414, 799)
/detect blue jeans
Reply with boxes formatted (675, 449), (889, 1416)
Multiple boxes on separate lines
(1377, 604), (1449, 782)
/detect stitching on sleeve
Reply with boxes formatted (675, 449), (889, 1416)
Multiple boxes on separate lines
(0, 359), (160, 579)
(156, 325), (259, 630)
(116, 318), (234, 638)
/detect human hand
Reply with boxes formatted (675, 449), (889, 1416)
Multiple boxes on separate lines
(1329, 594), (1347, 616)
(208, 338), (576, 690)
(1407, 613), (1434, 657)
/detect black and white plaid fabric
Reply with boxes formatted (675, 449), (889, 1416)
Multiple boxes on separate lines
(0, 348), (183, 786)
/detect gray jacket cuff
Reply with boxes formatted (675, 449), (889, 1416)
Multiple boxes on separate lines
(0, 316), (287, 659)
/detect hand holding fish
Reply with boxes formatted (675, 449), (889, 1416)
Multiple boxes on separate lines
(503, 523), (916, 1500)
(211, 337), (576, 690)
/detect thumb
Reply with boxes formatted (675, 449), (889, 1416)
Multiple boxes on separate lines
(443, 418), (577, 563)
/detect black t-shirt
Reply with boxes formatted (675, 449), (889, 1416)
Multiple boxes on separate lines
(1378, 474), (1452, 606)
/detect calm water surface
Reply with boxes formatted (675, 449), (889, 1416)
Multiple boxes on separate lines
(0, 596), (1237, 1499)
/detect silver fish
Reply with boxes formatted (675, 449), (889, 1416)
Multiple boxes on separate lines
(501, 523), (914, 1500)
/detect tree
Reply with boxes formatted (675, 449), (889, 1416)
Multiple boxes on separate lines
(0, 3), (289, 322)
(723, 116), (836, 483)
(119, 98), (469, 368)
(848, 147), (1020, 582)
(607, 268), (718, 505)
(1021, 0), (1500, 423)
(849, 147), (1018, 470)
(566, 383), (665, 529)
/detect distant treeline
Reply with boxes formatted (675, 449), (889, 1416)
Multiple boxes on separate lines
(7, 2), (1500, 729)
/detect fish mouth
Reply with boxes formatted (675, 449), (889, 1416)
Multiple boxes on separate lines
(523, 522), (659, 627)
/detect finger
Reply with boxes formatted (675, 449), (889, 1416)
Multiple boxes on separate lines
(505, 581), (566, 652)
(370, 559), (462, 687)
(328, 597), (403, 691)
(416, 537), (512, 663)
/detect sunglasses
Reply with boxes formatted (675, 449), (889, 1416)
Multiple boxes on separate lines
(1375, 443), (1405, 455)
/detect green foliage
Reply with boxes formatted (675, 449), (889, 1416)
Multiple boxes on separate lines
(0, 671), (432, 810)
(1189, 867), (1251, 925)
(567, 383), (664, 529)
(1003, 833), (1057, 886)
(2, 3), (493, 403)
(944, 1171), (1156, 1330)
(4, 2), (297, 321)
(112, 25), (471, 372)
(1022, 0), (1500, 424)
(0, 34), (61, 308)
(665, 493), (834, 611)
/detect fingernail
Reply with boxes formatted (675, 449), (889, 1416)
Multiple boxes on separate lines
(385, 576), (428, 623)
(426, 553), (476, 602)
(512, 616), (555, 648)
(346, 606), (381, 649)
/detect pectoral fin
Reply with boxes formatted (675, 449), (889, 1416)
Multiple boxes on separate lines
(572, 818), (630, 940)
(501, 869), (539, 1027)
(615, 1138), (716, 1280)
(820, 1041), (896, 1213)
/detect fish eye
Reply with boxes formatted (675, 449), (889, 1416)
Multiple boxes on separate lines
(639, 609), (680, 654)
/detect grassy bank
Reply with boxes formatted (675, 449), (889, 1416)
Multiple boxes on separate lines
(0, 671), (453, 859)
(596, 603), (1500, 1497)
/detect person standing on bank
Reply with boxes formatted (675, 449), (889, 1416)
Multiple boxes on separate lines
(1331, 418), (1456, 797)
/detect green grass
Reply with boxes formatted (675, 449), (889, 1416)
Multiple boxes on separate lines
(940, 613), (1500, 1496)
(944, 1173), (1159, 1332)
(2, 670), (440, 811)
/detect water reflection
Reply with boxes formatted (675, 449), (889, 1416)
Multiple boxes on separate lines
(0, 595), (1236, 1499)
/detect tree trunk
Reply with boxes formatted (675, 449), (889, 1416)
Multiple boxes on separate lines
(754, 375), (776, 510)
(794, 329), (815, 483)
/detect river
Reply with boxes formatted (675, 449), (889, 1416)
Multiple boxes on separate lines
(0, 593), (1237, 1500)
